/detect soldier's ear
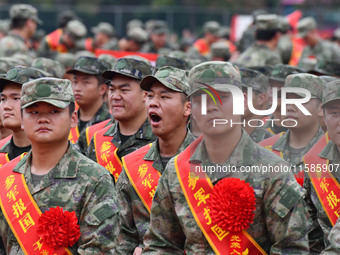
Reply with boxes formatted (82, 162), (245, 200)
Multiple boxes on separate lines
(70, 110), (78, 129)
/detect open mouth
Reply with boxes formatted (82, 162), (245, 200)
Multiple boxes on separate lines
(149, 113), (162, 123)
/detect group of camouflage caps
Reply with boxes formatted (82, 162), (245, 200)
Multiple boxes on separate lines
(1, 2), (340, 255)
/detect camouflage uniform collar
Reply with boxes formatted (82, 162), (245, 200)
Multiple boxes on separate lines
(104, 118), (154, 146)
(143, 129), (195, 173)
(8, 32), (25, 42)
(189, 130), (254, 167)
(272, 127), (324, 153)
(13, 142), (79, 179)
(0, 137), (12, 153)
(319, 140), (340, 162)
(254, 42), (271, 50)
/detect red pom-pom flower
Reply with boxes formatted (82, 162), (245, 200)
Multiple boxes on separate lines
(208, 178), (256, 232)
(37, 206), (81, 249)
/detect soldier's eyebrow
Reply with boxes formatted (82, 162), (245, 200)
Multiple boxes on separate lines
(110, 83), (131, 89)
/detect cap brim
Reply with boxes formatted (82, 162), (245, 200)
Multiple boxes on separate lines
(35, 18), (43, 25)
(278, 88), (317, 99)
(22, 99), (70, 109)
(67, 69), (98, 75)
(140, 75), (182, 93)
(102, 70), (141, 80)
(188, 83), (234, 96)
(323, 98), (340, 107)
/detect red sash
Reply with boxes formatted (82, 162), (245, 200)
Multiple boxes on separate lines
(259, 132), (284, 158)
(68, 126), (79, 144)
(0, 154), (71, 254)
(174, 137), (266, 255)
(46, 29), (68, 53)
(194, 39), (210, 56)
(94, 125), (122, 182)
(85, 119), (111, 146)
(122, 144), (159, 213)
(303, 133), (340, 225)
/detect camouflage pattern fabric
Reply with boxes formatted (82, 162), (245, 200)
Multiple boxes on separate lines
(235, 43), (283, 67)
(0, 144), (120, 254)
(250, 126), (274, 143)
(86, 119), (157, 164)
(277, 34), (293, 64)
(114, 130), (195, 254)
(31, 57), (66, 78)
(0, 33), (31, 57)
(143, 131), (311, 254)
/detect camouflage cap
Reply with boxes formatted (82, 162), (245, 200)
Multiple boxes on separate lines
(156, 55), (188, 70)
(74, 50), (95, 60)
(269, 64), (303, 83)
(98, 54), (117, 69)
(0, 20), (9, 34)
(203, 21), (220, 36)
(218, 26), (230, 39)
(284, 73), (325, 100)
(240, 68), (269, 93)
(256, 14), (282, 31)
(65, 20), (87, 40)
(297, 17), (317, 38)
(297, 57), (317, 72)
(151, 20), (169, 34)
(127, 27), (148, 43)
(140, 66), (189, 95)
(67, 56), (110, 75)
(322, 80), (340, 106)
(312, 59), (340, 77)
(0, 57), (25, 74)
(56, 53), (76, 70)
(21, 78), (74, 109)
(10, 4), (42, 24)
(188, 61), (241, 96)
(248, 65), (274, 78)
(334, 28), (340, 41)
(31, 58), (65, 78)
(102, 56), (155, 81)
(320, 76), (339, 83)
(0, 66), (46, 91)
(127, 19), (143, 31)
(210, 41), (231, 60)
(91, 22), (115, 37)
(279, 16), (290, 33)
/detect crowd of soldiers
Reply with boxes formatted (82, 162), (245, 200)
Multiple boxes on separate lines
(0, 2), (340, 255)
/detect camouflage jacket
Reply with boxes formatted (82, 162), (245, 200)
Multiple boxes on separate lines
(143, 131), (311, 254)
(298, 40), (340, 67)
(86, 118), (157, 164)
(101, 38), (119, 50)
(322, 216), (340, 254)
(0, 143), (120, 254)
(0, 32), (31, 57)
(115, 130), (195, 254)
(263, 117), (288, 135)
(75, 103), (112, 154)
(271, 127), (324, 169)
(141, 41), (174, 54)
(237, 25), (256, 53)
(304, 141), (340, 254)
(235, 42), (283, 67)
(249, 126), (274, 143)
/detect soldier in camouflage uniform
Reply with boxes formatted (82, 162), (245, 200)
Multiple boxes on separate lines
(264, 64), (303, 134)
(0, 4), (41, 57)
(0, 77), (119, 254)
(91, 22), (119, 50)
(235, 14), (283, 67)
(86, 57), (157, 177)
(297, 17), (340, 69)
(0, 67), (46, 162)
(277, 16), (293, 64)
(240, 68), (273, 143)
(31, 57), (66, 78)
(67, 56), (112, 151)
(143, 61), (310, 254)
(155, 55), (188, 70)
(260, 74), (325, 176)
(303, 80), (340, 254)
(115, 66), (194, 255)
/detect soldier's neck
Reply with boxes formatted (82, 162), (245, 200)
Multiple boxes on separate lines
(288, 124), (320, 149)
(203, 127), (242, 164)
(12, 129), (30, 148)
(30, 139), (69, 175)
(78, 98), (104, 122)
(118, 111), (147, 136)
(11, 29), (30, 41)
(158, 125), (188, 157)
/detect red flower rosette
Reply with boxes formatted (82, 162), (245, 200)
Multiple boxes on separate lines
(37, 206), (81, 249)
(208, 178), (256, 232)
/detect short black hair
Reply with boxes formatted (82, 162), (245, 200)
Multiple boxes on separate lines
(68, 102), (75, 116)
(255, 29), (278, 41)
(10, 17), (28, 30)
